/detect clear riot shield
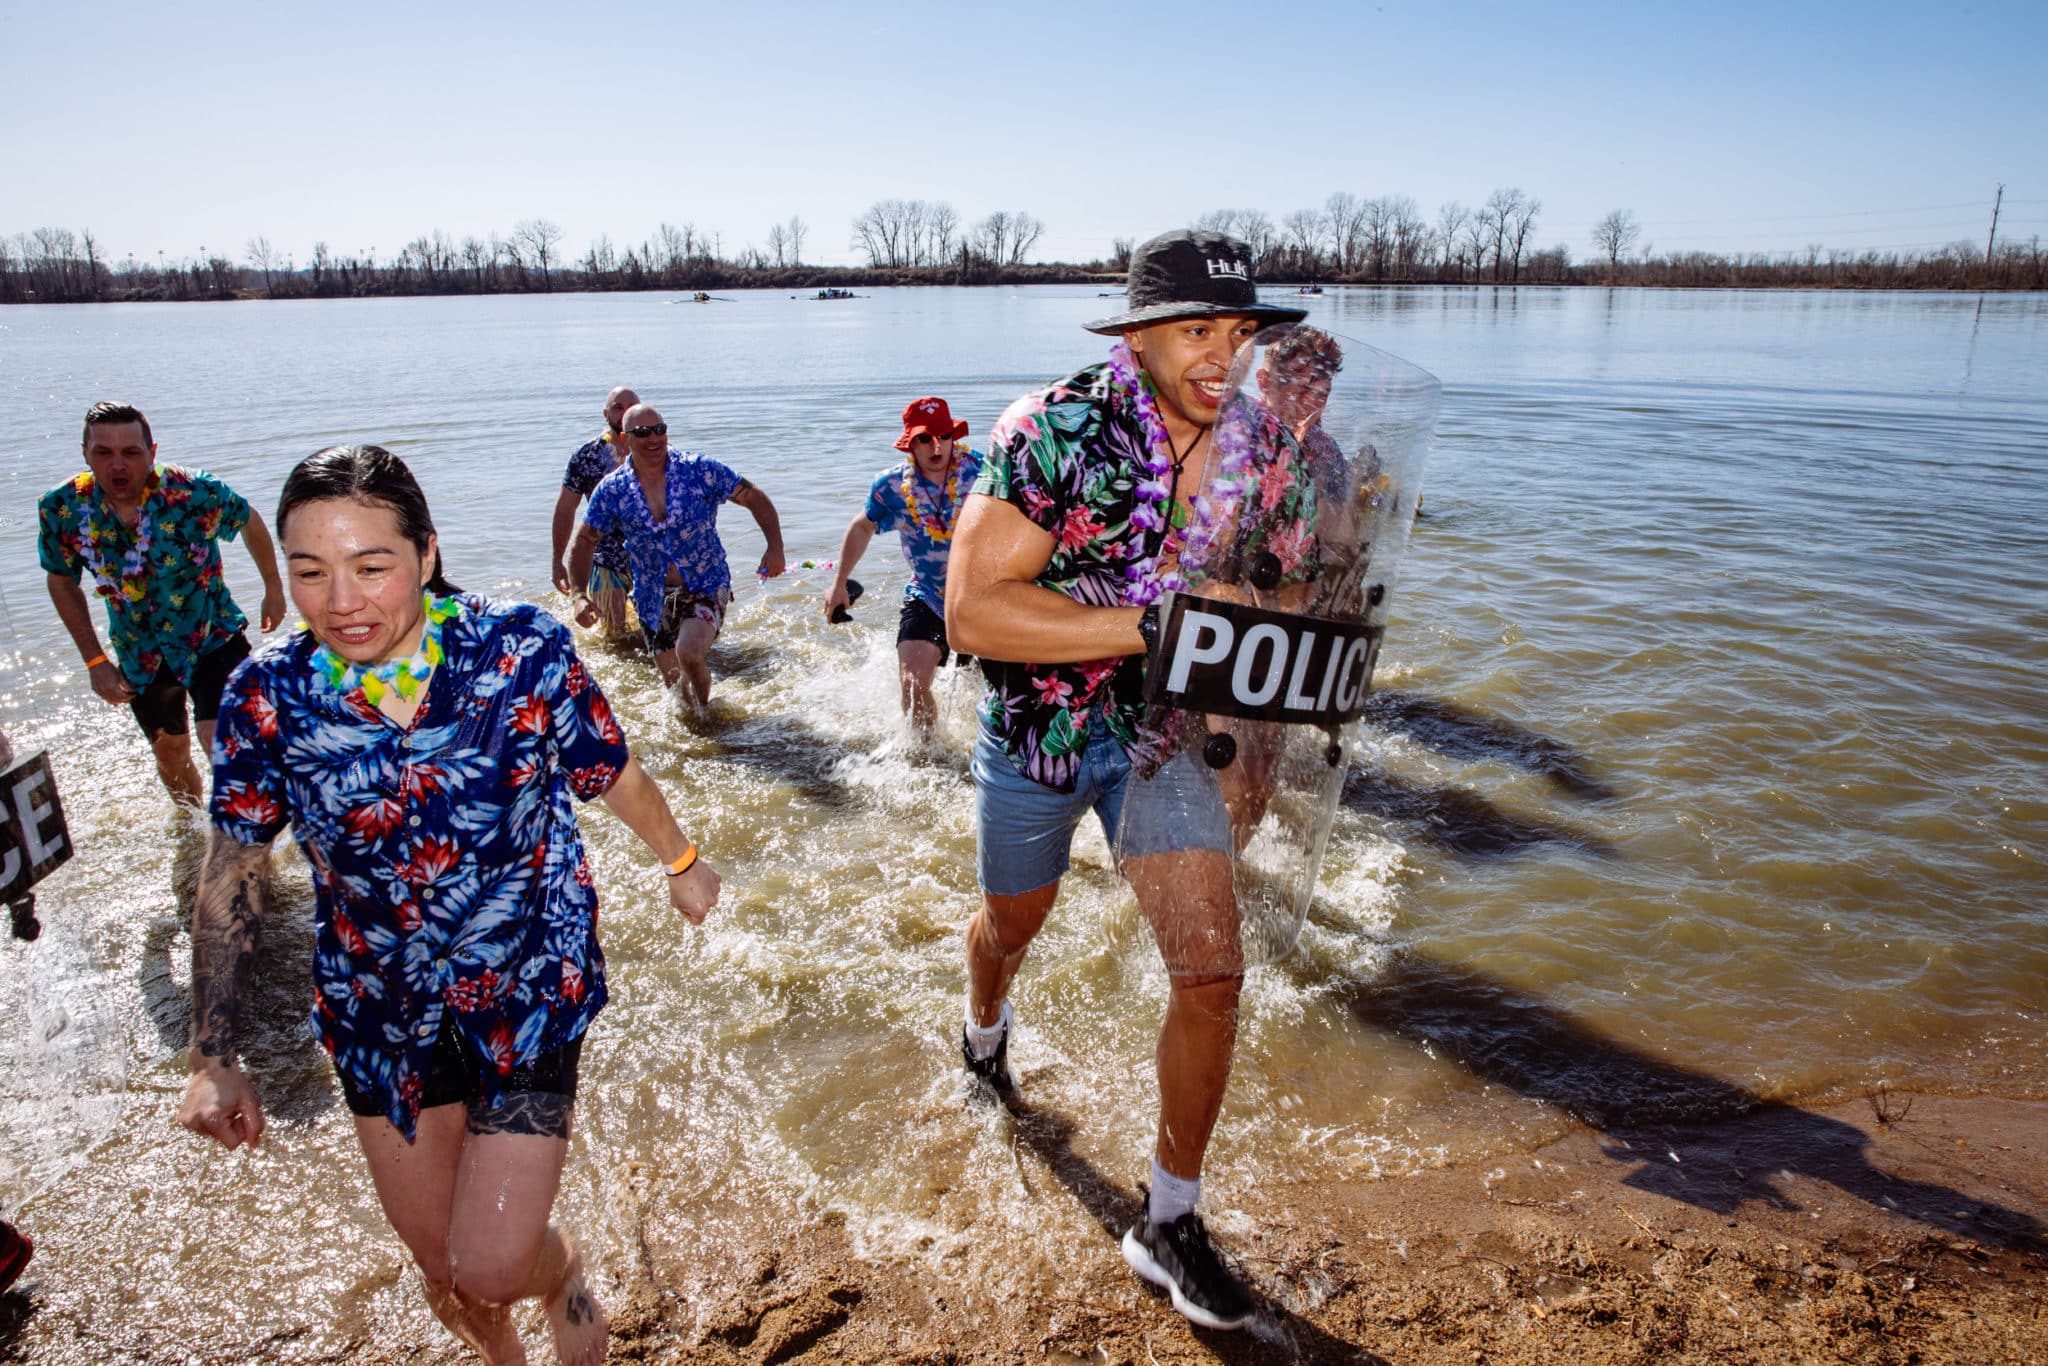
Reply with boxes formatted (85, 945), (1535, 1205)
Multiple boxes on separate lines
(1114, 325), (1439, 975)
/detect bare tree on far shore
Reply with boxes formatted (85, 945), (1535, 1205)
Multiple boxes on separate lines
(786, 215), (807, 267)
(1505, 192), (1541, 283)
(513, 218), (564, 290)
(246, 236), (280, 293)
(1591, 209), (1642, 268)
(1437, 202), (1470, 275)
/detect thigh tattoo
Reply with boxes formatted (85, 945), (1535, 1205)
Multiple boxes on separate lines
(466, 1091), (575, 1138)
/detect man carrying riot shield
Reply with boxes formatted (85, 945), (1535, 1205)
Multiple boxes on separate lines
(949, 230), (1437, 1331)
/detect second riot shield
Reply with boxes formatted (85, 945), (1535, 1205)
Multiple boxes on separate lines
(1114, 324), (1439, 975)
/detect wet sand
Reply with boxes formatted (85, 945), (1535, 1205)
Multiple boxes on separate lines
(17, 1090), (2021, 1364)
(598, 1092), (2047, 1364)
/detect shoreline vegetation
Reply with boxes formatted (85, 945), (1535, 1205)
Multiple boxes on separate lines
(5, 191), (2041, 304)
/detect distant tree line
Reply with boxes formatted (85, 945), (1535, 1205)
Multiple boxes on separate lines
(1174, 190), (2043, 291)
(3, 188), (2040, 303)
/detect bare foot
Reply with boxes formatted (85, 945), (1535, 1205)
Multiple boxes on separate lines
(545, 1250), (607, 1366)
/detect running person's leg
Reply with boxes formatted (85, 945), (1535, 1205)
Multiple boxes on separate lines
(130, 666), (203, 805)
(897, 641), (942, 731)
(588, 564), (632, 636)
(188, 633), (252, 765)
(895, 598), (948, 732)
(1108, 741), (1254, 1329)
(1122, 850), (1242, 1180)
(346, 1024), (601, 1364)
(964, 721), (1104, 1086)
(645, 587), (723, 704)
(667, 617), (717, 704)
(355, 1104), (523, 1361)
(450, 1110), (605, 1366)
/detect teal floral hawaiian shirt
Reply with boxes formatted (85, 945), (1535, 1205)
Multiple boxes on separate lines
(37, 465), (252, 687)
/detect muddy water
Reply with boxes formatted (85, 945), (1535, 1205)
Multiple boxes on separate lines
(0, 286), (2043, 1358)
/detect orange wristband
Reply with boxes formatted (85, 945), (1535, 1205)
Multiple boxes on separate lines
(665, 844), (699, 877)
(85, 653), (108, 669)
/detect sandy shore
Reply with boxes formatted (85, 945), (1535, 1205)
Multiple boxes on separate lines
(598, 1089), (2039, 1366)
(610, 1092), (2047, 1364)
(2, 1090), (2039, 1363)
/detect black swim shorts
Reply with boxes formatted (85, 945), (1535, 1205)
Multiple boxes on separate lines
(644, 586), (729, 654)
(336, 1012), (585, 1129)
(130, 632), (252, 740)
(897, 596), (950, 666)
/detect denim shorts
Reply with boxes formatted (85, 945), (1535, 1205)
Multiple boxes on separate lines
(973, 714), (1232, 897)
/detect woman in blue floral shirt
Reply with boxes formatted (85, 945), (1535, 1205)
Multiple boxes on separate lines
(179, 445), (719, 1366)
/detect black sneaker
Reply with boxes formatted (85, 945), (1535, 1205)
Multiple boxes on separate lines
(1122, 1208), (1253, 1331)
(959, 1018), (1014, 1094)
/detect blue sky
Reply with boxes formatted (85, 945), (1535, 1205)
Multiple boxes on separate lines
(5, 0), (2042, 269)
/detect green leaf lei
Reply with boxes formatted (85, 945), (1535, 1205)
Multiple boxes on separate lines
(312, 593), (461, 705)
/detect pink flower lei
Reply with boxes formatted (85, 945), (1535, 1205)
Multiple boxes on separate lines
(1108, 342), (1257, 606)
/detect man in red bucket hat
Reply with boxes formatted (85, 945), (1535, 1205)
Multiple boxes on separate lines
(824, 397), (980, 734)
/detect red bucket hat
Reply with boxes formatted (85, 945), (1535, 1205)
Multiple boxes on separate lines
(895, 396), (970, 452)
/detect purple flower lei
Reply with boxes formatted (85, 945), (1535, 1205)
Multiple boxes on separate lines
(1107, 341), (1182, 606)
(78, 479), (157, 601)
(1108, 342), (1261, 606)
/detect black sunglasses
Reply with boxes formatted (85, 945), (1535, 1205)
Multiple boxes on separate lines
(625, 423), (667, 438)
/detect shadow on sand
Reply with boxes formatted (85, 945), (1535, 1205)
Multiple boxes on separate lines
(1332, 951), (2045, 1252)
(1361, 691), (1616, 801)
(996, 1092), (1389, 1362)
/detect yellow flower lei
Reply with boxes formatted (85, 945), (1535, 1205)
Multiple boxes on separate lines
(901, 454), (968, 543)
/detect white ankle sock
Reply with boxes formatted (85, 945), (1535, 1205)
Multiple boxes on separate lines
(964, 1000), (1011, 1061)
(1148, 1159), (1201, 1223)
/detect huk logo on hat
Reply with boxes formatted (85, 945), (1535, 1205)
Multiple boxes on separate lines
(1085, 229), (1307, 335)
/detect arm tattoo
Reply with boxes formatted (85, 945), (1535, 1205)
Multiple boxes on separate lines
(466, 1090), (574, 1138)
(730, 478), (756, 501)
(190, 835), (272, 1062)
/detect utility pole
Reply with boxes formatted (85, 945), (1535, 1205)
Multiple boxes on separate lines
(1986, 183), (2004, 261)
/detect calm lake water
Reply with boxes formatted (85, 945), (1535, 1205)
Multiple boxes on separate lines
(1, 286), (2044, 1359)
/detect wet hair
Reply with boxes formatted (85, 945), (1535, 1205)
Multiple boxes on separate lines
(1264, 324), (1344, 378)
(82, 401), (153, 449)
(276, 445), (459, 594)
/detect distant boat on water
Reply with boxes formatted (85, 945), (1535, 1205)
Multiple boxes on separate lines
(812, 288), (858, 300)
(1297, 284), (1324, 295)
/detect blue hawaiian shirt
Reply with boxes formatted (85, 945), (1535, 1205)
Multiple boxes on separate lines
(863, 450), (981, 613)
(562, 434), (630, 574)
(208, 595), (630, 1139)
(582, 451), (743, 628)
(37, 465), (252, 688)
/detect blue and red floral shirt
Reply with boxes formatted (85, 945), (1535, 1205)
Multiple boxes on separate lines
(208, 595), (630, 1138)
(36, 464), (252, 687)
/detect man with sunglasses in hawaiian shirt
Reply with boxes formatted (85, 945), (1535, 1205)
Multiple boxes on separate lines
(38, 400), (285, 805)
(824, 396), (981, 734)
(569, 403), (785, 707)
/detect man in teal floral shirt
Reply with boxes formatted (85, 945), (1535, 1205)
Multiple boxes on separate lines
(946, 231), (1309, 1331)
(38, 401), (284, 804)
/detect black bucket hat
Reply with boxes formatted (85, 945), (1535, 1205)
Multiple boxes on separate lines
(1085, 229), (1309, 335)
